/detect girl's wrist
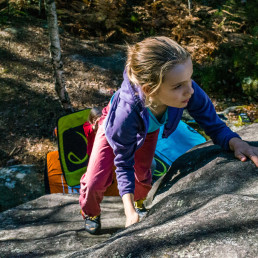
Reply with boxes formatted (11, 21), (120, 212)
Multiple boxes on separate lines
(229, 137), (244, 151)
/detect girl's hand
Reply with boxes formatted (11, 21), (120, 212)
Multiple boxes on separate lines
(229, 137), (258, 167)
(125, 211), (139, 227)
(122, 193), (139, 227)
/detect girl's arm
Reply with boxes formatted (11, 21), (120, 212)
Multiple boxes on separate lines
(188, 81), (258, 167)
(105, 102), (142, 226)
(187, 81), (240, 150)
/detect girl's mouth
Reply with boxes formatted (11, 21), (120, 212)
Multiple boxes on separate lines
(182, 99), (190, 103)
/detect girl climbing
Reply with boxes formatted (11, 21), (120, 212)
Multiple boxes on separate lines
(79, 36), (258, 234)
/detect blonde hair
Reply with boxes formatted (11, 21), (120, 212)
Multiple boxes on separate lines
(126, 36), (190, 106)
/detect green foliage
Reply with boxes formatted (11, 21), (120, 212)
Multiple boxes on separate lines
(194, 37), (257, 98)
(0, 0), (30, 25)
(130, 14), (138, 23)
(193, 0), (258, 98)
(242, 77), (258, 99)
(0, 13), (8, 25)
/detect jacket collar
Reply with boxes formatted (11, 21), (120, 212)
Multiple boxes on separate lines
(119, 69), (145, 108)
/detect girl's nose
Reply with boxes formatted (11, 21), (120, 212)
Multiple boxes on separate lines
(185, 81), (194, 96)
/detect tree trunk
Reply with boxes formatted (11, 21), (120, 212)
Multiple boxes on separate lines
(39, 0), (43, 16)
(44, 0), (73, 113)
(188, 0), (192, 16)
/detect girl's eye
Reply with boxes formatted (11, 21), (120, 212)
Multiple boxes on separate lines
(174, 84), (182, 89)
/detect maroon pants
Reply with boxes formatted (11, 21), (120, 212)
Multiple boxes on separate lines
(79, 107), (159, 217)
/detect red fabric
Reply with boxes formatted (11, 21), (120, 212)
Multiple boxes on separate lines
(83, 122), (95, 156)
(79, 123), (115, 216)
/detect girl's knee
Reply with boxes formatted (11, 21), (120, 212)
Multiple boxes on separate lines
(85, 180), (102, 192)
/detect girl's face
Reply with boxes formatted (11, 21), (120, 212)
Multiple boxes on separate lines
(154, 57), (194, 109)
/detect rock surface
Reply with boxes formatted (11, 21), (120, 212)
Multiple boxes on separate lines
(70, 123), (258, 258)
(0, 165), (44, 211)
(0, 194), (125, 257)
(0, 123), (258, 257)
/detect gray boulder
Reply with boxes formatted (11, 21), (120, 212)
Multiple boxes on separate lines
(70, 123), (258, 257)
(0, 123), (257, 257)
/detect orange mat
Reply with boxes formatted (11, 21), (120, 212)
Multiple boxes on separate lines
(46, 151), (119, 196)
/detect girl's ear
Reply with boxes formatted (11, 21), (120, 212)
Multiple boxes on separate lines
(142, 85), (158, 97)
(142, 85), (151, 96)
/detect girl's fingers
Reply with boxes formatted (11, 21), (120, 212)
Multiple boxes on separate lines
(249, 154), (258, 167)
(245, 148), (258, 167)
(235, 151), (247, 162)
(235, 148), (258, 167)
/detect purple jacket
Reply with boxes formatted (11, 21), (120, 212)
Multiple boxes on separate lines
(104, 71), (240, 197)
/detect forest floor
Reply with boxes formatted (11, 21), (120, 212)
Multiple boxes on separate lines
(0, 14), (126, 170)
(0, 9), (257, 175)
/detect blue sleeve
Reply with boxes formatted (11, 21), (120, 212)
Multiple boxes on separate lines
(105, 101), (139, 197)
(187, 81), (241, 150)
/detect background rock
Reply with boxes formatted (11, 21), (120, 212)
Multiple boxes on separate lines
(0, 165), (44, 211)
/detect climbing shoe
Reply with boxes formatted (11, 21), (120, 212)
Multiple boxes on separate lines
(134, 199), (148, 219)
(84, 215), (101, 235)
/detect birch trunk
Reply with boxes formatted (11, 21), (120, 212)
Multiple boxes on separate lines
(44, 0), (73, 112)
(188, 0), (192, 15)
